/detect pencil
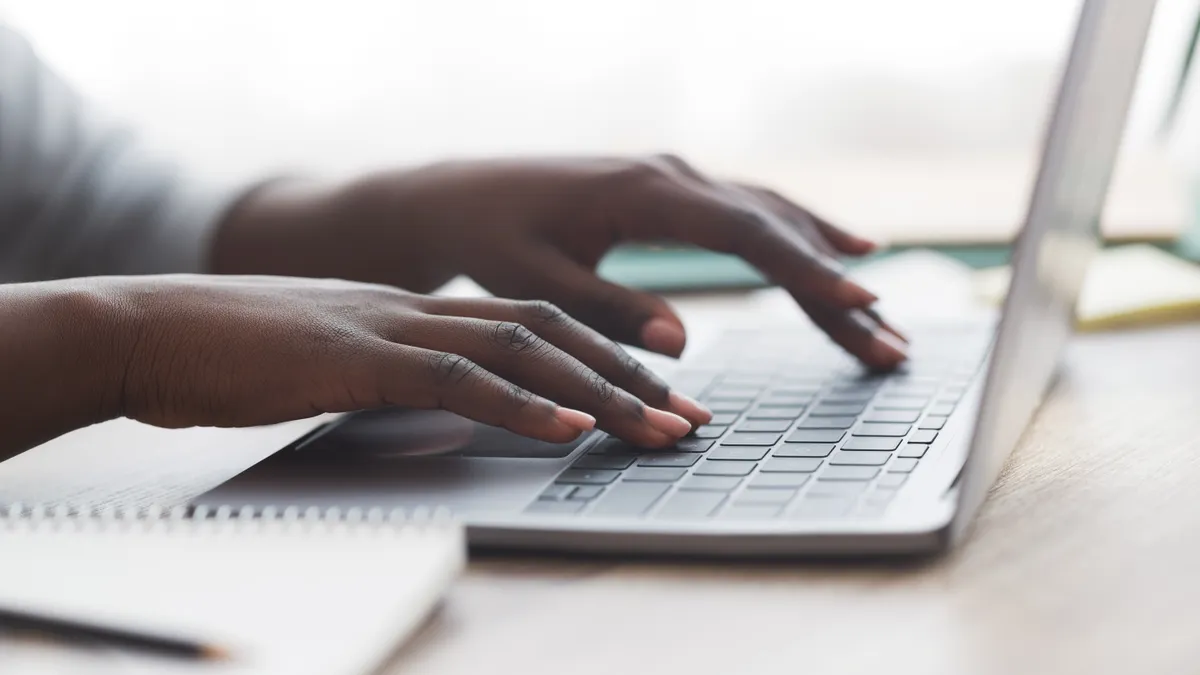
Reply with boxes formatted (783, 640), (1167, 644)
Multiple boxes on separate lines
(0, 605), (231, 661)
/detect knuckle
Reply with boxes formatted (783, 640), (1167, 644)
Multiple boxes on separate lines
(490, 321), (541, 354)
(522, 300), (567, 326)
(504, 381), (535, 410)
(426, 351), (479, 386)
(620, 351), (669, 397)
(584, 369), (616, 404)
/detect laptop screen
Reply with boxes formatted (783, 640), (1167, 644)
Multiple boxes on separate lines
(952, 0), (1159, 536)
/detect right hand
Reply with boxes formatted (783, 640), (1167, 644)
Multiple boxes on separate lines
(99, 275), (711, 447)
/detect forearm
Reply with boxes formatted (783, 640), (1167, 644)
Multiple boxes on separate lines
(0, 281), (127, 458)
(210, 170), (457, 293)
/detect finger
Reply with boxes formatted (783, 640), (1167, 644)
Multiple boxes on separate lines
(363, 342), (596, 443)
(735, 183), (878, 257)
(802, 304), (908, 370)
(424, 297), (712, 426)
(504, 248), (690, 358)
(394, 315), (691, 447)
(731, 184), (838, 257)
(629, 180), (879, 310)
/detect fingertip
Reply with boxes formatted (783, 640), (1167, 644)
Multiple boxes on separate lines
(640, 317), (687, 357)
(643, 406), (693, 438)
(555, 406), (597, 431)
(868, 330), (909, 367)
(834, 279), (879, 307)
(667, 391), (713, 426)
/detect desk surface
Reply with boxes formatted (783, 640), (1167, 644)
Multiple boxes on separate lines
(2, 298), (1199, 675)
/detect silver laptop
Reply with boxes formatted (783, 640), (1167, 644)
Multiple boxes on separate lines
(197, 0), (1157, 557)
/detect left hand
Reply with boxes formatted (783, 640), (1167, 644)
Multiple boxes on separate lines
(213, 155), (907, 369)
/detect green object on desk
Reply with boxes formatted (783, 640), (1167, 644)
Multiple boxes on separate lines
(597, 245), (1013, 292)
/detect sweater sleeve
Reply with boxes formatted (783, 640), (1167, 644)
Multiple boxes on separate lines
(0, 24), (249, 282)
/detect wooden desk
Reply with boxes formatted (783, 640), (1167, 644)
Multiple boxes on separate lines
(2, 307), (1198, 675)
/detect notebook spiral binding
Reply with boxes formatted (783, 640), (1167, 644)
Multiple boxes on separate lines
(0, 502), (456, 534)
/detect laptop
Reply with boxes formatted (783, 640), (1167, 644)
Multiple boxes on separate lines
(197, 0), (1157, 557)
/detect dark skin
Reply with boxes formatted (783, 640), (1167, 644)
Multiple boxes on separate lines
(0, 155), (907, 459)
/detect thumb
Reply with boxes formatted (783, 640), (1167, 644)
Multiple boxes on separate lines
(516, 250), (687, 357)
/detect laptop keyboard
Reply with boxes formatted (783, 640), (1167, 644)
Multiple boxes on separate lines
(525, 324), (993, 521)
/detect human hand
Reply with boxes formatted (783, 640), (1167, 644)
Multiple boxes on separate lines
(87, 276), (709, 447)
(215, 155), (907, 369)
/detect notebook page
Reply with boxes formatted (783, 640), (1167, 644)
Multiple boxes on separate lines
(0, 515), (464, 675)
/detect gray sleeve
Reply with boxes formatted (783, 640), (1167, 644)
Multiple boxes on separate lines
(0, 24), (251, 282)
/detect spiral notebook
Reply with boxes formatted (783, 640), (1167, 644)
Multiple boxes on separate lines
(0, 507), (464, 675)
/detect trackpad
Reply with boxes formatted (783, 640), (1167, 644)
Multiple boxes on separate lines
(306, 409), (583, 459)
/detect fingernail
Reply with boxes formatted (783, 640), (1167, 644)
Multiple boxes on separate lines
(668, 391), (713, 425)
(863, 305), (908, 343)
(640, 318), (687, 357)
(836, 279), (879, 306)
(554, 407), (596, 431)
(643, 406), (693, 438)
(871, 330), (909, 364)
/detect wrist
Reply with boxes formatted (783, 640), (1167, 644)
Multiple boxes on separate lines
(0, 280), (132, 455)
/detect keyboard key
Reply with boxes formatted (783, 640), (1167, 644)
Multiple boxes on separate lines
(638, 453), (701, 468)
(709, 413), (739, 425)
(829, 451), (891, 466)
(708, 386), (763, 400)
(761, 457), (823, 473)
(888, 458), (919, 474)
(705, 398), (754, 412)
(588, 483), (670, 517)
(873, 396), (929, 410)
(721, 504), (783, 520)
(773, 443), (835, 458)
(841, 437), (902, 452)
(758, 395), (813, 407)
(898, 444), (928, 458)
(886, 385), (938, 397)
(672, 438), (716, 453)
(810, 403), (866, 416)
(807, 481), (870, 497)
(863, 409), (920, 424)
(875, 473), (908, 489)
(736, 488), (798, 505)
(569, 485), (606, 501)
(852, 423), (911, 437)
(821, 392), (876, 404)
(918, 415), (948, 430)
(797, 416), (856, 429)
(572, 455), (636, 470)
(735, 420), (791, 433)
(771, 387), (821, 397)
(691, 425), (728, 439)
(694, 460), (758, 477)
(929, 403), (955, 416)
(749, 473), (811, 489)
(720, 433), (782, 446)
(525, 500), (586, 515)
(680, 475), (743, 491)
(556, 469), (621, 485)
(790, 497), (854, 518)
(624, 467), (687, 482)
(670, 372), (716, 397)
(656, 491), (727, 519)
(747, 406), (805, 420)
(539, 484), (575, 500)
(786, 429), (845, 444)
(587, 438), (640, 455)
(909, 430), (939, 444)
(709, 446), (770, 461)
(819, 466), (879, 481)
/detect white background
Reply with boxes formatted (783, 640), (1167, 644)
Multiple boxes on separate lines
(1, 1), (1197, 196)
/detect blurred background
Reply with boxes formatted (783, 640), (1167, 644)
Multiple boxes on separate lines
(2, 0), (1198, 267)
